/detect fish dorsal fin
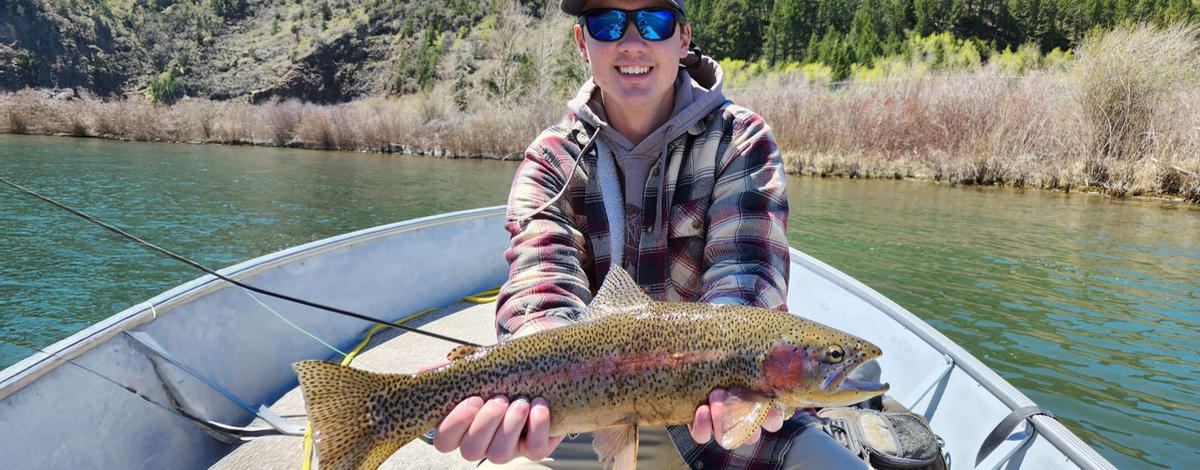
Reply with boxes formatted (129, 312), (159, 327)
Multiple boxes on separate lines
(445, 345), (477, 362)
(589, 267), (652, 316)
(593, 422), (639, 470)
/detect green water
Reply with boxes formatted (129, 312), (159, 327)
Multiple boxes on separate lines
(1, 134), (1197, 468)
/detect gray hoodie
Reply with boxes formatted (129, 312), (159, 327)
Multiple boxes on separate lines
(565, 56), (728, 266)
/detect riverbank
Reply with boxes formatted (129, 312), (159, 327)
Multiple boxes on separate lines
(737, 70), (1200, 203)
(0, 90), (559, 159)
(6, 74), (1197, 203)
(3, 27), (1199, 202)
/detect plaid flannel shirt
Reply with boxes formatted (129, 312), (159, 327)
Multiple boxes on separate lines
(496, 102), (797, 469)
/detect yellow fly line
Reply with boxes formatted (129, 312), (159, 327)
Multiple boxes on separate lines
(462, 287), (501, 304)
(301, 287), (499, 469)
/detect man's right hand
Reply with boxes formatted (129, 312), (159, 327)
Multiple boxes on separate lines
(419, 362), (566, 464)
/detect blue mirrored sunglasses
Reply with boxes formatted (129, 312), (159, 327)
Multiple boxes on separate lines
(580, 8), (680, 42)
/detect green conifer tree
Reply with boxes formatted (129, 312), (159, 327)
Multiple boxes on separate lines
(764, 0), (817, 64)
(851, 0), (884, 67)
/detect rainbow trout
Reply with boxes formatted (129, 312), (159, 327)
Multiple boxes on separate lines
(293, 268), (888, 470)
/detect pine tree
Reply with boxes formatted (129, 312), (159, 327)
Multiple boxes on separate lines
(914, 0), (950, 35)
(690, 0), (765, 60)
(814, 0), (855, 35)
(850, 0), (884, 66)
(764, 0), (817, 64)
(1162, 0), (1196, 23)
(815, 29), (852, 80)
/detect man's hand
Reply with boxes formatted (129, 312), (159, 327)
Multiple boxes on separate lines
(419, 361), (566, 464)
(687, 388), (785, 447)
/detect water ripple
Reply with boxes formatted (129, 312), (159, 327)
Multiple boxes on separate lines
(789, 177), (1200, 468)
(3, 137), (1198, 468)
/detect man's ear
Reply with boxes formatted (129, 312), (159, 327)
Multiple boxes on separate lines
(574, 24), (588, 62)
(679, 24), (692, 60)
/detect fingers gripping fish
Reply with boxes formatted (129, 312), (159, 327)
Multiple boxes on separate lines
(293, 268), (888, 470)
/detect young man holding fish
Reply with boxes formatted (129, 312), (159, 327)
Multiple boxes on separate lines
(431, 0), (869, 468)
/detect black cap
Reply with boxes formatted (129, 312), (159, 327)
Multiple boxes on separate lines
(560, 0), (685, 17)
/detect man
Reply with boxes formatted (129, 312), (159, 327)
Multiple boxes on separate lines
(431, 0), (866, 468)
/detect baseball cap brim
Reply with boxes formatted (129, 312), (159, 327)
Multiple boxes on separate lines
(560, 0), (685, 17)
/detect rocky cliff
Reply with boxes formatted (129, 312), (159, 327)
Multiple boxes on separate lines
(0, 0), (528, 103)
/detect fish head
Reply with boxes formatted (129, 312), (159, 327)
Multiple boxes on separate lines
(761, 323), (889, 408)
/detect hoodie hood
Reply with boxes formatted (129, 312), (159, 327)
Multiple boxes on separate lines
(566, 56), (727, 271)
(566, 55), (727, 156)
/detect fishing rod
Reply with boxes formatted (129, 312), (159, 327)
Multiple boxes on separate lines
(0, 176), (480, 348)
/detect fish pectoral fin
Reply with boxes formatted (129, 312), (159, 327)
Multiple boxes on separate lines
(776, 404), (796, 420)
(446, 344), (478, 361)
(718, 388), (774, 450)
(593, 422), (639, 470)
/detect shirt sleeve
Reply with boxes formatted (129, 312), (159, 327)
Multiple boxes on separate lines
(699, 111), (790, 311)
(495, 140), (592, 342)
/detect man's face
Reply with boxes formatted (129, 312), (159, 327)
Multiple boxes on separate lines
(574, 0), (691, 112)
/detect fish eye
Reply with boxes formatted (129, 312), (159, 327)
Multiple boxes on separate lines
(827, 345), (845, 363)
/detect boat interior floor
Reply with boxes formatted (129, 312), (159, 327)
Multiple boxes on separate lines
(210, 299), (496, 470)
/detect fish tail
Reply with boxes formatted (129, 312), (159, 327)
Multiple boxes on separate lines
(293, 360), (425, 470)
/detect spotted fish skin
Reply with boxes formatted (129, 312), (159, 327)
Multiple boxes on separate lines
(293, 268), (887, 470)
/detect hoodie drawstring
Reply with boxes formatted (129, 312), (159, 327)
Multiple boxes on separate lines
(652, 126), (673, 236)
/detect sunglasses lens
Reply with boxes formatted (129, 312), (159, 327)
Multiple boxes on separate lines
(585, 10), (627, 41)
(635, 9), (676, 40)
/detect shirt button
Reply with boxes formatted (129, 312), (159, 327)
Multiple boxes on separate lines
(691, 220), (703, 230)
(693, 462), (704, 469)
(651, 167), (660, 177)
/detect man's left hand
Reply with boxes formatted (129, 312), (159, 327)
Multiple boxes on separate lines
(686, 388), (785, 447)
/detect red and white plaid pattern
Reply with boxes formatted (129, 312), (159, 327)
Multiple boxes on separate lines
(496, 102), (793, 468)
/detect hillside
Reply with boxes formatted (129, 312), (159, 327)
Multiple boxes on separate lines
(0, 0), (556, 103)
(4, 0), (1197, 103)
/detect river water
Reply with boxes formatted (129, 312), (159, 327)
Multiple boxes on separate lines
(1, 134), (1196, 468)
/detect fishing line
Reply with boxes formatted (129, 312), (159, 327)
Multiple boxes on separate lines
(0, 176), (480, 348)
(5, 341), (256, 439)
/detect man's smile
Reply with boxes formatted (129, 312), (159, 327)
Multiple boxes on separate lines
(617, 65), (652, 75)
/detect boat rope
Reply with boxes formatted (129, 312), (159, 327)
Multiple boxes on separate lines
(301, 293), (497, 468)
(461, 287), (500, 304)
(0, 176), (480, 348)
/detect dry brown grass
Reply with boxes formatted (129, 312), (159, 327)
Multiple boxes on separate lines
(2, 25), (1198, 202)
(734, 71), (1090, 187)
(0, 90), (561, 159)
(729, 24), (1200, 202)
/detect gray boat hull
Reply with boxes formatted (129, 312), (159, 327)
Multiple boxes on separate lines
(0, 206), (1113, 469)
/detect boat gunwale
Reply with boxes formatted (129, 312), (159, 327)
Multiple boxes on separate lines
(0, 206), (508, 401)
(0, 205), (1112, 469)
(789, 248), (1114, 469)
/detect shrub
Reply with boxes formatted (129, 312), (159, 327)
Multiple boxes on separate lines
(1070, 23), (1200, 167)
(262, 98), (304, 146)
(208, 0), (243, 18)
(146, 67), (183, 103)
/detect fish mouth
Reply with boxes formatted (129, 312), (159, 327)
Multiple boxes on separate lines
(841, 376), (889, 393)
(821, 366), (850, 391)
(822, 363), (887, 393)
